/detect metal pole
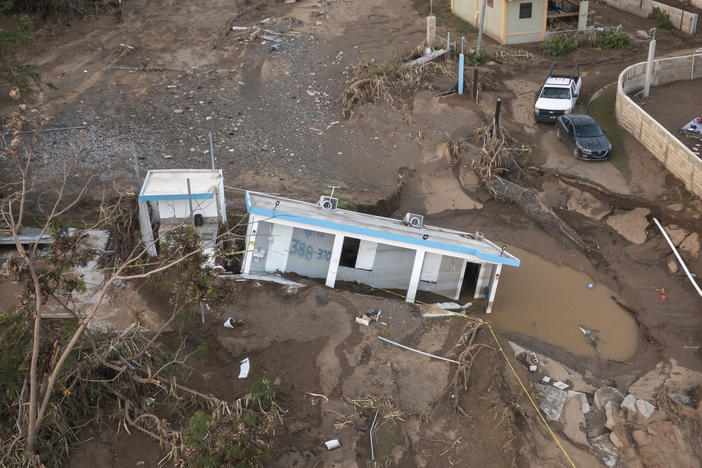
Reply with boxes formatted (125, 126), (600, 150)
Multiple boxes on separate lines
(458, 37), (465, 96)
(476, 0), (488, 54)
(186, 178), (195, 226)
(131, 141), (140, 183)
(370, 410), (379, 460)
(653, 218), (702, 297)
(643, 31), (656, 98)
(494, 97), (502, 134)
(200, 302), (206, 324)
(473, 67), (479, 100)
(209, 131), (215, 170)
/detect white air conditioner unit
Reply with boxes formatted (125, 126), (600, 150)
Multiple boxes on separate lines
(403, 213), (424, 228)
(317, 196), (338, 211)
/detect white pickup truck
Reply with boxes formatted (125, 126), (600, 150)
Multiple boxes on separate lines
(534, 64), (582, 123)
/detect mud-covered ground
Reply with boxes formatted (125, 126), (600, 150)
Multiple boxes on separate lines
(4, 0), (702, 465)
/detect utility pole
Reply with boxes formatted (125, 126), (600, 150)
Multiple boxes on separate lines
(476, 0), (488, 55)
(644, 28), (656, 98)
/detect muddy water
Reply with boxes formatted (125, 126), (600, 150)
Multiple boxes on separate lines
(490, 247), (639, 362)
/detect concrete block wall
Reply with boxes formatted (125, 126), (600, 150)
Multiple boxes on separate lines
(616, 54), (702, 200)
(604, 0), (698, 34)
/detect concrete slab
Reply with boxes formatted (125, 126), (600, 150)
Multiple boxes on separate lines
(538, 385), (567, 421)
(594, 386), (625, 409)
(589, 433), (619, 467)
(561, 393), (588, 446)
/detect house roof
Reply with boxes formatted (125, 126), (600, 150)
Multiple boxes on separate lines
(139, 170), (222, 201)
(245, 191), (520, 267)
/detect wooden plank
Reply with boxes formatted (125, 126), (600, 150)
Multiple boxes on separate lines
(404, 49), (447, 69)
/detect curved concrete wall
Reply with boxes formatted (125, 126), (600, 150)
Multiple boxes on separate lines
(616, 54), (702, 198)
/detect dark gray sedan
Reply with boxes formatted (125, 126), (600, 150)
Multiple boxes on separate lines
(555, 114), (612, 161)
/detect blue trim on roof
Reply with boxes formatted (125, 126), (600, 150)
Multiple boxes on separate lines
(139, 193), (214, 201)
(245, 199), (519, 267)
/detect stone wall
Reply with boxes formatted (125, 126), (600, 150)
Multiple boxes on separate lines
(604, 0), (698, 35)
(616, 54), (702, 199)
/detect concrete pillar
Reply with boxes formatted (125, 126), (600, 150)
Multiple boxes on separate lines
(454, 259), (468, 300)
(643, 39), (656, 98)
(406, 249), (426, 303)
(241, 214), (258, 274)
(325, 234), (345, 288)
(426, 16), (436, 49)
(474, 263), (493, 298)
(138, 200), (157, 257)
(577, 1), (589, 31)
(485, 264), (502, 314)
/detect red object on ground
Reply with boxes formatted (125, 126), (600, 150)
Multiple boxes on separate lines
(660, 295), (667, 300)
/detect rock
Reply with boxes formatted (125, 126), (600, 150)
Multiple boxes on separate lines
(628, 362), (667, 401)
(621, 394), (638, 413)
(604, 401), (620, 430)
(679, 232), (699, 260)
(586, 408), (608, 438)
(637, 421), (699, 467)
(594, 386), (625, 409)
(666, 203), (683, 212)
(632, 429), (652, 447)
(539, 385), (567, 421)
(173, 109), (184, 114)
(667, 254), (679, 273)
(665, 224), (689, 246)
(567, 390), (591, 413)
(606, 207), (651, 244)
(636, 399), (656, 418)
(635, 29), (649, 39)
(561, 393), (588, 446)
(666, 391), (692, 406)
(566, 188), (611, 220)
(609, 431), (624, 449)
(458, 165), (481, 192)
(589, 433), (619, 467)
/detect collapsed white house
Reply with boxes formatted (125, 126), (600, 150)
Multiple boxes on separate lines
(138, 169), (226, 257)
(241, 191), (520, 313)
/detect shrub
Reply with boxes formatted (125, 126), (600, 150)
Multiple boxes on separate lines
(648, 7), (674, 30)
(0, 15), (40, 95)
(542, 35), (578, 57)
(466, 51), (488, 66)
(593, 29), (635, 50)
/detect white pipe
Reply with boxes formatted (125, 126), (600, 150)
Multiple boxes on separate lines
(378, 336), (459, 364)
(653, 217), (702, 297)
(370, 409), (379, 460)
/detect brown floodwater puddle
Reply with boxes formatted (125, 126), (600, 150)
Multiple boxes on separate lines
(488, 247), (639, 362)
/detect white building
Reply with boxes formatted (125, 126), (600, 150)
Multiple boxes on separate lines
(138, 169), (226, 257)
(241, 191), (520, 313)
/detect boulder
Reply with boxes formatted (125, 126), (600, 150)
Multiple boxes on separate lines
(594, 386), (625, 409)
(606, 207), (651, 244)
(636, 399), (656, 418)
(585, 408), (607, 438)
(666, 254), (679, 274)
(635, 30), (649, 39)
(628, 362), (667, 401)
(538, 385), (567, 421)
(589, 433), (619, 468)
(632, 429), (652, 447)
(621, 394), (638, 413)
(561, 393), (588, 446)
(609, 431), (624, 449)
(604, 401), (620, 430)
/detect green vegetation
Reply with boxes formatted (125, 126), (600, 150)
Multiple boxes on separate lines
(0, 14), (40, 95)
(648, 7), (674, 30)
(0, 0), (108, 18)
(542, 35), (578, 57)
(335, 192), (356, 211)
(465, 50), (488, 66)
(437, 8), (476, 35)
(183, 377), (282, 467)
(587, 85), (630, 177)
(593, 29), (635, 50)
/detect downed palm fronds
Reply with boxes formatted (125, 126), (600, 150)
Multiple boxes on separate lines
(449, 321), (490, 417)
(341, 53), (454, 119)
(334, 394), (404, 431)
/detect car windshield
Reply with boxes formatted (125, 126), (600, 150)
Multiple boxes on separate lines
(541, 87), (571, 99)
(575, 123), (603, 138)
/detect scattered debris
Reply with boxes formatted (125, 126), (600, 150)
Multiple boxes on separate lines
(356, 310), (380, 326)
(223, 317), (244, 328)
(324, 439), (341, 450)
(403, 49), (447, 69)
(238, 357), (250, 379)
(377, 336), (459, 364)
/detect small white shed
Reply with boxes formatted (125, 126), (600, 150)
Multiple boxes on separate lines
(241, 191), (520, 313)
(138, 169), (226, 256)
